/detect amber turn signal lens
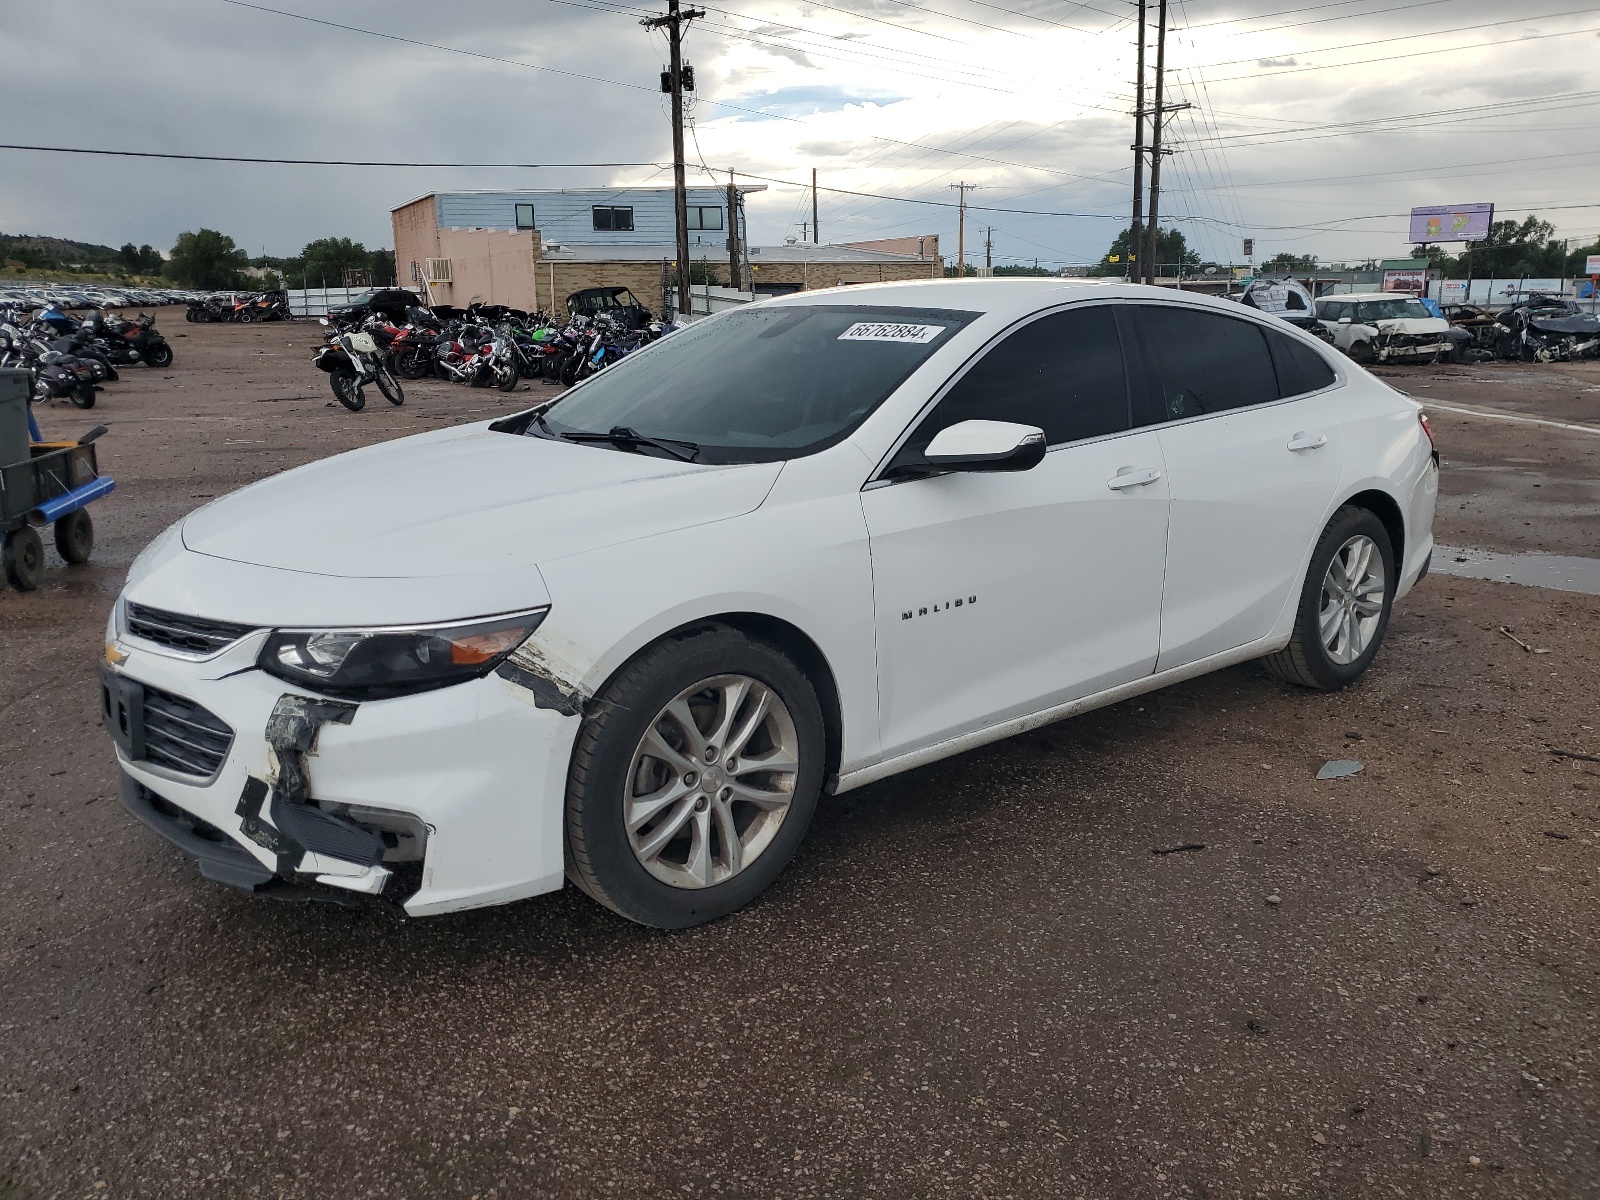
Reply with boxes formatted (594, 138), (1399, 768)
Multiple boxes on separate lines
(449, 627), (531, 665)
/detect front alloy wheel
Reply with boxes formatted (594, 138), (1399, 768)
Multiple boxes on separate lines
(565, 624), (825, 928)
(625, 675), (799, 889)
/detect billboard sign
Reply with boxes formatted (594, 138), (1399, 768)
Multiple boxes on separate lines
(1383, 268), (1427, 295)
(1587, 254), (1600, 276)
(1440, 281), (1467, 303)
(1409, 203), (1493, 243)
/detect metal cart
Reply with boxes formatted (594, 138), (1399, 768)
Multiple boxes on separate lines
(1, 367), (115, 591)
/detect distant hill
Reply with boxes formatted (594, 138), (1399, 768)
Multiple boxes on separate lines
(1, 231), (125, 268)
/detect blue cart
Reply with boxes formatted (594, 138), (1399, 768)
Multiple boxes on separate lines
(1, 368), (116, 591)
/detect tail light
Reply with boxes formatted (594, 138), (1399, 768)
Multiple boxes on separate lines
(1418, 411), (1435, 449)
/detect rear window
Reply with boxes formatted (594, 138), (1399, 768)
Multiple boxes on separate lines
(1132, 305), (1280, 419)
(536, 304), (978, 463)
(1265, 328), (1338, 397)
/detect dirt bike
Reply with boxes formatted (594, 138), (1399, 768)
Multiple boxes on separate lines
(312, 320), (403, 411)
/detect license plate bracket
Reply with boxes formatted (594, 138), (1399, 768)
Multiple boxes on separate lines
(101, 668), (146, 761)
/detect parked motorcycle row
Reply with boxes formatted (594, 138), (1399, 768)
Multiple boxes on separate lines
(186, 290), (291, 324)
(0, 303), (173, 409)
(314, 303), (672, 412)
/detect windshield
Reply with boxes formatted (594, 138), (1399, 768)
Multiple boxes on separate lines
(534, 304), (977, 463)
(1356, 298), (1431, 322)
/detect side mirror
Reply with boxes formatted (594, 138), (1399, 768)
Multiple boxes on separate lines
(1337, 316), (1352, 324)
(920, 420), (1047, 473)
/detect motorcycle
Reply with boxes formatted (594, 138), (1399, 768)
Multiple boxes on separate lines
(1, 329), (100, 408)
(103, 312), (174, 367)
(313, 318), (403, 411)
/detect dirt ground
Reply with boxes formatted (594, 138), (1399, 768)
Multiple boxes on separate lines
(2, 320), (1598, 1199)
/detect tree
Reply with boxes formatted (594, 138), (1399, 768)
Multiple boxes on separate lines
(1091, 226), (1199, 276)
(1262, 251), (1317, 273)
(166, 229), (249, 288)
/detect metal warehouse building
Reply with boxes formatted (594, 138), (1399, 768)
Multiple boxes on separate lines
(392, 187), (941, 317)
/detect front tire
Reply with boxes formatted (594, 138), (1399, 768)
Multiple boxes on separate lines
(376, 365), (405, 405)
(565, 624), (826, 929)
(144, 343), (173, 367)
(331, 370), (365, 411)
(1262, 506), (1396, 691)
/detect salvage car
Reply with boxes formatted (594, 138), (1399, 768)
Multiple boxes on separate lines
(1236, 277), (1335, 344)
(1491, 294), (1600, 362)
(103, 280), (1439, 927)
(1314, 293), (1463, 364)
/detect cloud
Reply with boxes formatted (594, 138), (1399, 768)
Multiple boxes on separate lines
(751, 42), (818, 69)
(1257, 56), (1298, 67)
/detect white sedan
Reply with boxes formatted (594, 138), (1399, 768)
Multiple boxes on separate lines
(102, 280), (1438, 927)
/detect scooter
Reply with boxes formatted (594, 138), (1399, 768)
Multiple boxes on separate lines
(312, 318), (403, 411)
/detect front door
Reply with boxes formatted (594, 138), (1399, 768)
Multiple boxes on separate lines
(861, 303), (1171, 761)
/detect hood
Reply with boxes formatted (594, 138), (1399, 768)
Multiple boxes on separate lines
(181, 424), (783, 578)
(1373, 317), (1450, 336)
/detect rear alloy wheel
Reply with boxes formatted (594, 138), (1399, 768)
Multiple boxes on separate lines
(1262, 506), (1395, 691)
(565, 625), (825, 928)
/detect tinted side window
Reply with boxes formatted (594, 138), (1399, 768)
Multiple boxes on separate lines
(1133, 306), (1280, 420)
(904, 306), (1129, 458)
(1265, 328), (1338, 397)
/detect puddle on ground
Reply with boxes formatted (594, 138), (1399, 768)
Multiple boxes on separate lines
(1432, 545), (1600, 596)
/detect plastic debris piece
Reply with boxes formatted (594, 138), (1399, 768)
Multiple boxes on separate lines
(1317, 759), (1364, 779)
(1151, 843), (1206, 856)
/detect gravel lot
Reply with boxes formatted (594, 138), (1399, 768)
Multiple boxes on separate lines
(3, 320), (1598, 1198)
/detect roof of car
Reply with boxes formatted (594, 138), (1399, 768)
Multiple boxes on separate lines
(762, 277), (1277, 323)
(1327, 292), (1427, 302)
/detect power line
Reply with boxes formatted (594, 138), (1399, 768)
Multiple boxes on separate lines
(0, 144), (667, 169)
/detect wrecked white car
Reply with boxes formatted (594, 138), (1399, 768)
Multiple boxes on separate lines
(103, 280), (1437, 928)
(1314, 293), (1462, 364)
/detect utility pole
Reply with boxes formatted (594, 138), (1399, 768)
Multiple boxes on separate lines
(726, 169), (741, 294)
(951, 182), (976, 277)
(812, 168), (820, 244)
(985, 226), (993, 274)
(1142, 0), (1189, 286)
(643, 0), (704, 317)
(1130, 0), (1146, 284)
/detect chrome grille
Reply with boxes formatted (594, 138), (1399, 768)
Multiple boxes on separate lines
(141, 686), (234, 778)
(126, 603), (255, 655)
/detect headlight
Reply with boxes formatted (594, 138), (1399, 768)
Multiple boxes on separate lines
(258, 609), (548, 700)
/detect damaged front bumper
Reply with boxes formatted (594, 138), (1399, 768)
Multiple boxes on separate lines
(104, 628), (579, 916)
(1374, 333), (1452, 362)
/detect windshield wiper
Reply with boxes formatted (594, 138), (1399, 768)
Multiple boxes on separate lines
(555, 424), (700, 462)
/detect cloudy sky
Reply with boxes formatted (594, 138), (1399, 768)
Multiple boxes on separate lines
(3, 0), (1598, 270)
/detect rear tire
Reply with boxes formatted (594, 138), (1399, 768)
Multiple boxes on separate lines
(70, 385), (96, 409)
(1262, 506), (1396, 691)
(565, 624), (826, 929)
(145, 344), (173, 368)
(3, 526), (45, 590)
(54, 509), (93, 564)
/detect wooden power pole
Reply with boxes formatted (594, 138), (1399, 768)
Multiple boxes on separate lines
(1142, 0), (1189, 286)
(1130, 0), (1146, 283)
(812, 168), (819, 243)
(643, 0), (704, 317)
(726, 169), (741, 292)
(951, 182), (976, 277)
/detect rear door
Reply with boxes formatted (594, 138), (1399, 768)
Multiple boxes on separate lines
(861, 303), (1170, 759)
(1125, 304), (1345, 670)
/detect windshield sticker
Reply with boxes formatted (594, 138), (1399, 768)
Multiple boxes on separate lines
(837, 322), (946, 344)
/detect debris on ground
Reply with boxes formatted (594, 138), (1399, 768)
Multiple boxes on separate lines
(1151, 842), (1206, 855)
(1498, 625), (1548, 653)
(1549, 747), (1600, 763)
(1317, 759), (1364, 779)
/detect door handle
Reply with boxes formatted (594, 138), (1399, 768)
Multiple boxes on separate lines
(1107, 466), (1162, 490)
(1287, 432), (1328, 451)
